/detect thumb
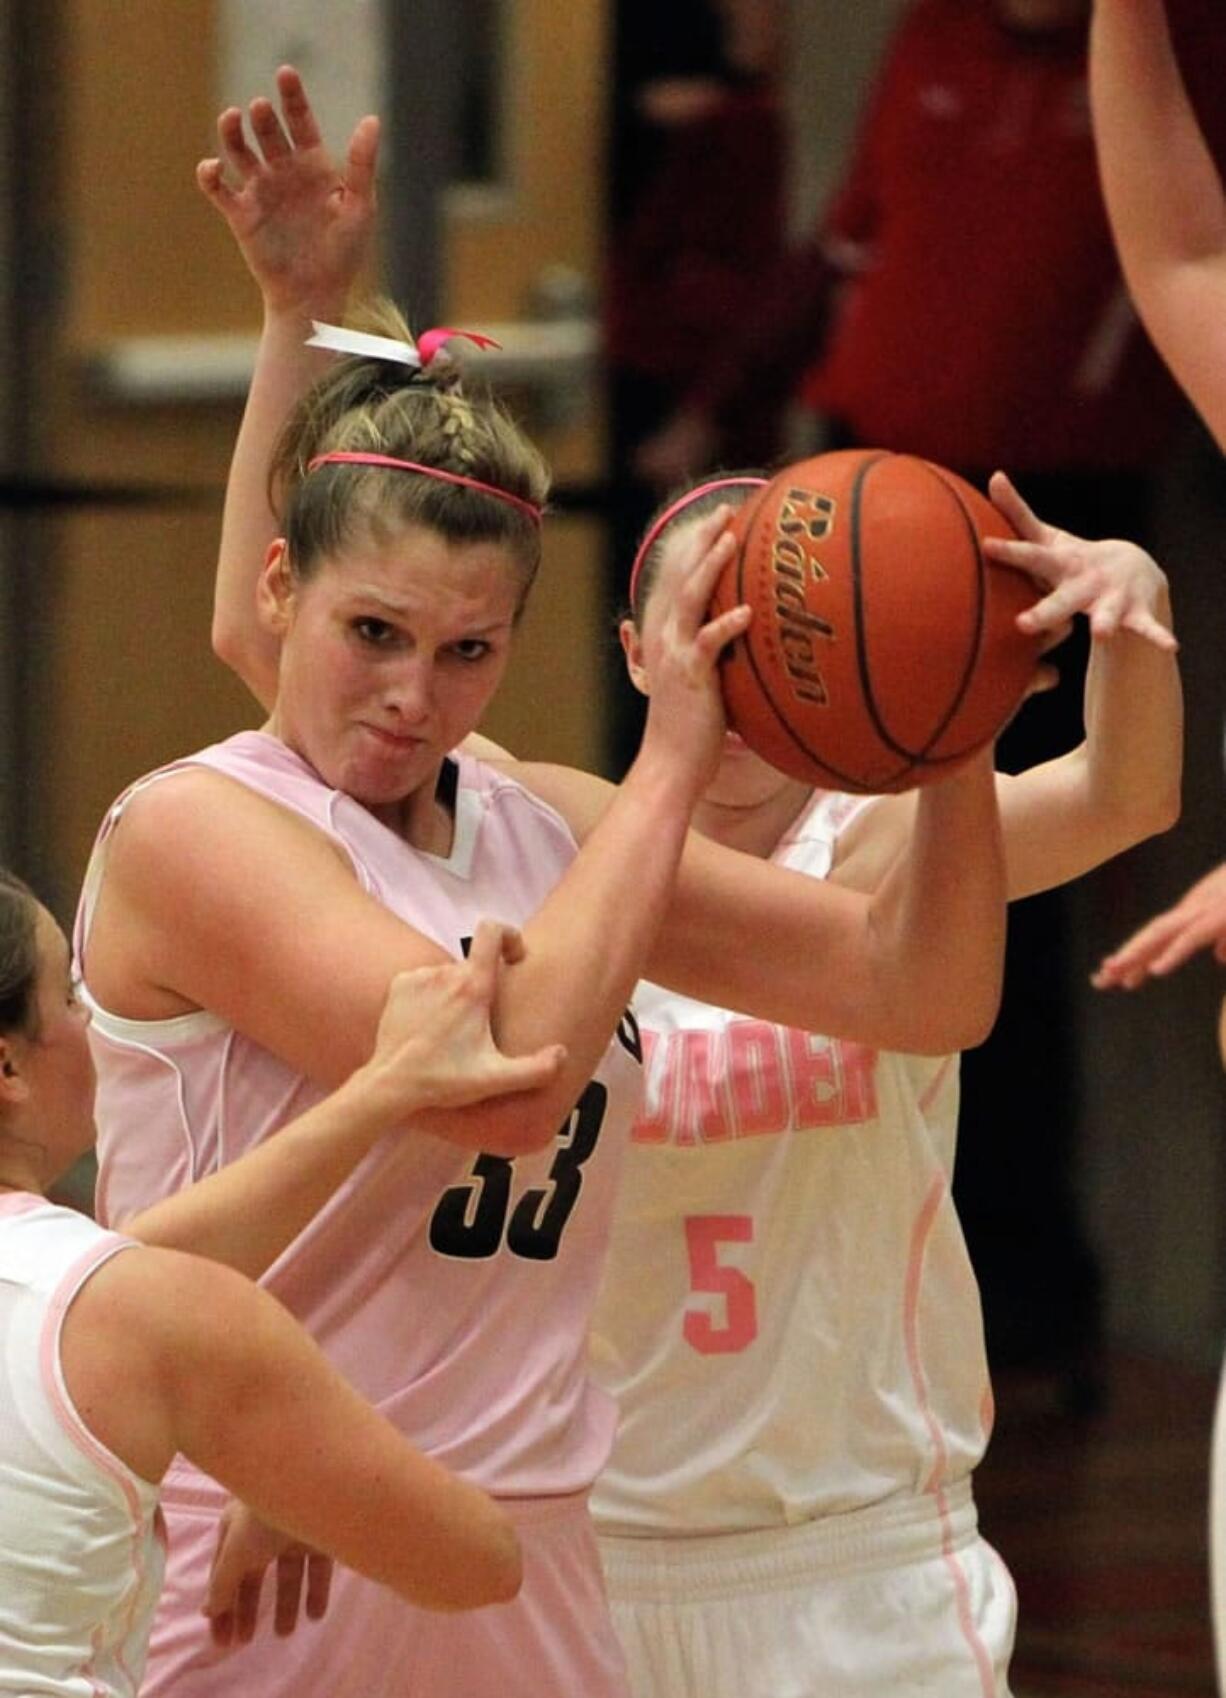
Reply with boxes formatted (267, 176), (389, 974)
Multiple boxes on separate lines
(496, 1043), (568, 1094)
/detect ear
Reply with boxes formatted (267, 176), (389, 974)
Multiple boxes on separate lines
(257, 538), (296, 637)
(619, 618), (650, 697)
(0, 1036), (31, 1107)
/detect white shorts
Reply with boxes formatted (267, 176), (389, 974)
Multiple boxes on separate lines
(599, 1478), (1016, 1698)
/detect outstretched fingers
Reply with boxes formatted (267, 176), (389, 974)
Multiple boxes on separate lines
(274, 64), (323, 151)
(344, 113), (381, 202)
(1093, 867), (1226, 987)
(1092, 910), (1199, 987)
(248, 94), (292, 164)
(1119, 603), (1179, 652)
(988, 469), (1049, 543)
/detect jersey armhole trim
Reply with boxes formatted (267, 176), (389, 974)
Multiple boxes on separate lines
(41, 1235), (161, 1498)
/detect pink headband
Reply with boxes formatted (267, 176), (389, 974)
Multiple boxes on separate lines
(629, 476), (769, 611)
(305, 451), (544, 525)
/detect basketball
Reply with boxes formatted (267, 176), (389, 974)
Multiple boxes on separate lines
(710, 448), (1043, 792)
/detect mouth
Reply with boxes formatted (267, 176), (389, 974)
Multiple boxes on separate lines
(361, 723), (428, 753)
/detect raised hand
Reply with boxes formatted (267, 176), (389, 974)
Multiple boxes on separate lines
(1093, 861), (1226, 989)
(204, 1501), (333, 1647)
(984, 470), (1178, 652)
(362, 921), (568, 1113)
(197, 64), (379, 320)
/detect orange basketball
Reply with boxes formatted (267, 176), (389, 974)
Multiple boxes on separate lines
(710, 449), (1042, 793)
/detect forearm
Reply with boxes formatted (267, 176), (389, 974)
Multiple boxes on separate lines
(125, 1068), (394, 1278)
(863, 751), (1006, 1051)
(999, 582), (1181, 900)
(173, 1272), (520, 1611)
(212, 310), (335, 708)
(646, 753), (1003, 1054)
(1082, 578), (1182, 826)
(1091, 0), (1226, 276)
(1090, 0), (1226, 442)
(415, 748), (698, 1148)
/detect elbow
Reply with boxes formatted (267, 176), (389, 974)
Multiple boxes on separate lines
(470, 1099), (567, 1158)
(436, 1519), (523, 1612)
(211, 609), (245, 672)
(485, 1525), (524, 1606)
(1148, 780), (1182, 838)
(905, 977), (1001, 1056)
(1101, 780), (1182, 854)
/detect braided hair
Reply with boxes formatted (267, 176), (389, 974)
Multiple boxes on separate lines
(272, 299), (552, 605)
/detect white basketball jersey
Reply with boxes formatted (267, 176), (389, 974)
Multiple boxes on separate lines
(590, 792), (993, 1535)
(0, 1194), (164, 1697)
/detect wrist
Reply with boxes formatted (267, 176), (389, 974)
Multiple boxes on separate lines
(621, 732), (711, 827)
(325, 1062), (419, 1140)
(261, 298), (349, 340)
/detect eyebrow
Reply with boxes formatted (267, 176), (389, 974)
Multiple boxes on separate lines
(341, 592), (514, 634)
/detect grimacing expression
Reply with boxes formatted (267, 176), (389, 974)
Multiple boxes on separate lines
(265, 525), (523, 821)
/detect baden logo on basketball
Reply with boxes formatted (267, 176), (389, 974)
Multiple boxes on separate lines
(716, 449), (1042, 792)
(772, 487), (836, 706)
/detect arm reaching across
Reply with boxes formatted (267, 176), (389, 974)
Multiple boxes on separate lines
(1090, 0), (1226, 447)
(60, 1248), (522, 1617)
(122, 922), (565, 1275)
(201, 66), (379, 705)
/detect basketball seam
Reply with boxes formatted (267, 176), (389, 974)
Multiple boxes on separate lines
(852, 458), (986, 763)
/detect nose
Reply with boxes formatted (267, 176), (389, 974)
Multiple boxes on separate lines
(384, 654), (435, 724)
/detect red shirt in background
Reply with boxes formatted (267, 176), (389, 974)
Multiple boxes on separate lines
(692, 0), (1226, 475)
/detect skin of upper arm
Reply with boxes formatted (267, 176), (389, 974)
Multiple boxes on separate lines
(995, 749), (1176, 902)
(85, 769), (580, 1155)
(819, 757), (1172, 910)
(148, 1254), (522, 1610)
(86, 771), (448, 1092)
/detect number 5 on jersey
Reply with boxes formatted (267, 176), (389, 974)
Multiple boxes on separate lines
(683, 1214), (759, 1354)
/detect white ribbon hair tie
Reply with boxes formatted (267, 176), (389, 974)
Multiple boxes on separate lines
(306, 320), (423, 370)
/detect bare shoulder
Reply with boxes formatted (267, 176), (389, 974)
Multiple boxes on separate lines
(87, 766), (359, 1016)
(106, 766), (354, 887)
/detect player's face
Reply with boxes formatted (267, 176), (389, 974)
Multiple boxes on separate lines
(265, 525), (521, 820)
(3, 908), (97, 1180)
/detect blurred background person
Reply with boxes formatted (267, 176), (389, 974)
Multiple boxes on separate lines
(604, 0), (786, 767)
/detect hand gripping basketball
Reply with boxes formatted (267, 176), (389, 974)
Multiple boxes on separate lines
(709, 448), (1043, 792)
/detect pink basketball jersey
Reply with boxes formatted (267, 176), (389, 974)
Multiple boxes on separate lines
(77, 731), (644, 1501)
(590, 791), (992, 1535)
